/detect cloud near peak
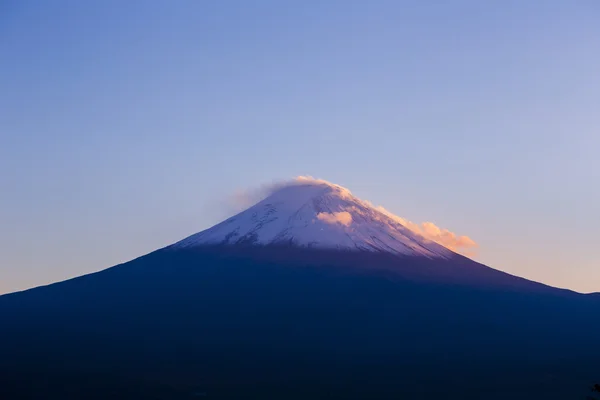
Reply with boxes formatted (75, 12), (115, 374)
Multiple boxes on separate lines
(374, 206), (478, 255)
(316, 211), (353, 227)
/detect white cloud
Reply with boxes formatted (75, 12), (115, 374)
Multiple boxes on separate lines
(316, 211), (353, 227)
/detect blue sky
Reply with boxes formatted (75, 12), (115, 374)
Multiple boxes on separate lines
(1, 0), (599, 294)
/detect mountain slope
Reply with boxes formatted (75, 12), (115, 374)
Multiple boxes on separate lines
(1, 246), (599, 399)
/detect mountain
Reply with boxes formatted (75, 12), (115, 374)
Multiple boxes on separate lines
(171, 178), (566, 293)
(174, 178), (452, 258)
(0, 178), (599, 400)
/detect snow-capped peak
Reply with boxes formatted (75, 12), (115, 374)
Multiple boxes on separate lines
(174, 178), (455, 258)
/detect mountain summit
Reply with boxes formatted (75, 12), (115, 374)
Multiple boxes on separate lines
(174, 178), (453, 258)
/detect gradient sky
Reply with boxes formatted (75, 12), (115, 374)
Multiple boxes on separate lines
(1, 0), (599, 294)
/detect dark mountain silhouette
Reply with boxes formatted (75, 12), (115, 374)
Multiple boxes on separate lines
(1, 246), (599, 399)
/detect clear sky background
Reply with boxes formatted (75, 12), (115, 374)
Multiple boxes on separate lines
(1, 0), (599, 294)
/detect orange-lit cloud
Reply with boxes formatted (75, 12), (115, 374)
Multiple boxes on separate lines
(374, 206), (478, 255)
(317, 211), (353, 227)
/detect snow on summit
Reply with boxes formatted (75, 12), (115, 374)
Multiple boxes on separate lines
(174, 177), (475, 258)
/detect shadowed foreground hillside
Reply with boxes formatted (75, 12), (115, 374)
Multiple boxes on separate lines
(1, 246), (599, 399)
